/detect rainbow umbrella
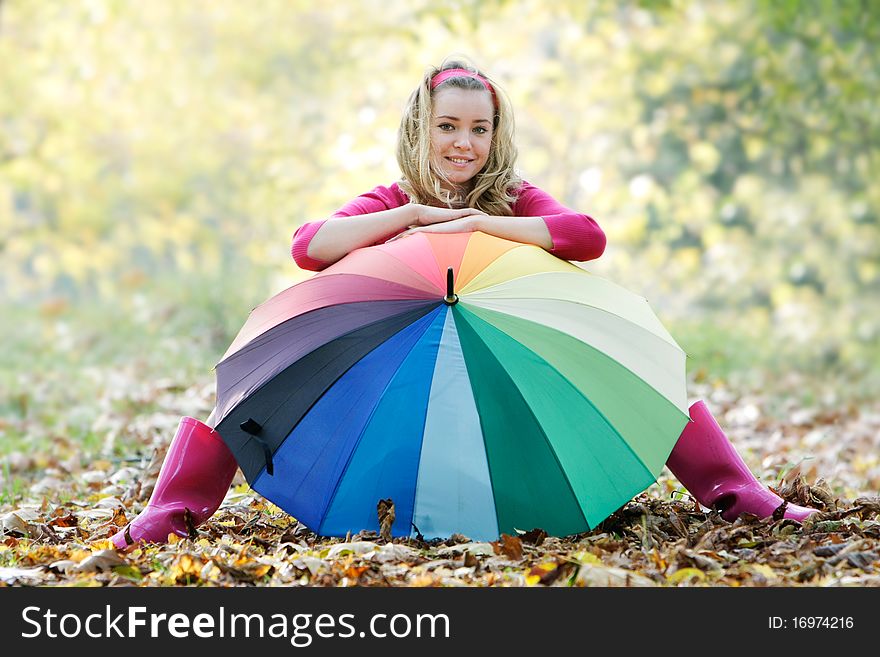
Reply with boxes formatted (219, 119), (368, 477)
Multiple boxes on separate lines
(213, 232), (689, 541)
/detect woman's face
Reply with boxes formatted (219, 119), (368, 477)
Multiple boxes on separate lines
(430, 87), (494, 191)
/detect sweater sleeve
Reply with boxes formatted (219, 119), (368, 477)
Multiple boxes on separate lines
(513, 181), (606, 262)
(290, 184), (408, 271)
(290, 219), (331, 271)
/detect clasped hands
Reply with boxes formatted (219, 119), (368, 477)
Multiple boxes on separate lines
(385, 204), (487, 243)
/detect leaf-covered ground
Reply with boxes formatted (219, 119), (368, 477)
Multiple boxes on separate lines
(2, 366), (879, 587)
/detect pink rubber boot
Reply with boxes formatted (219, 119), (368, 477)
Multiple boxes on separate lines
(111, 416), (238, 548)
(666, 400), (817, 522)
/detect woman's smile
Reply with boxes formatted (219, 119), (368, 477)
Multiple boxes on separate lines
(446, 156), (475, 167)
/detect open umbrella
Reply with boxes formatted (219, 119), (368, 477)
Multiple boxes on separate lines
(213, 232), (689, 541)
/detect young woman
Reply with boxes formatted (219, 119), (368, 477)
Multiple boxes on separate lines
(112, 59), (815, 549)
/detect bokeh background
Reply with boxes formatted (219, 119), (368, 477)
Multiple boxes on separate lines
(2, 0), (878, 470)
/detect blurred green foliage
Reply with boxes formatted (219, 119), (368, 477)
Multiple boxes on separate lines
(1, 0), (878, 382)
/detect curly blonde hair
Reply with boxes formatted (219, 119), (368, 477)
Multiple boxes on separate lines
(396, 57), (521, 215)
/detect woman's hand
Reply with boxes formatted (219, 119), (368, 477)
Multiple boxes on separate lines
(411, 204), (486, 227)
(387, 214), (555, 251)
(386, 215), (483, 243)
(304, 204), (482, 265)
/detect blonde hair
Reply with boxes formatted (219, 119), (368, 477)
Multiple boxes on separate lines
(396, 57), (521, 215)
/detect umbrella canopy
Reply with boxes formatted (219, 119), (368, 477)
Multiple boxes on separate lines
(213, 232), (689, 541)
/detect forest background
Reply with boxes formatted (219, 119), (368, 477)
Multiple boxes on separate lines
(0, 0), (879, 587)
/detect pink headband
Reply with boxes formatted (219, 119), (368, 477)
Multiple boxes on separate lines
(430, 68), (498, 107)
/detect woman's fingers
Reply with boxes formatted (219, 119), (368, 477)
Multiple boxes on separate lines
(386, 216), (479, 242)
(417, 206), (487, 225)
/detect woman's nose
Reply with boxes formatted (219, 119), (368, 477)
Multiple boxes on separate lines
(453, 132), (471, 149)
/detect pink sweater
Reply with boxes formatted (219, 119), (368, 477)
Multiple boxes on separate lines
(291, 181), (606, 271)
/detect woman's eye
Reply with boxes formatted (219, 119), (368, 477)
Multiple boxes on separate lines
(473, 126), (488, 134)
(438, 123), (454, 131)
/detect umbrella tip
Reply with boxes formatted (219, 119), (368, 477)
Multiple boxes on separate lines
(444, 266), (458, 305)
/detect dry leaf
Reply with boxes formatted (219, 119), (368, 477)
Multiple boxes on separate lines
(577, 564), (655, 587)
(74, 549), (127, 573)
(492, 534), (523, 561)
(325, 542), (378, 559)
(666, 567), (707, 585)
(48, 510), (79, 529)
(518, 528), (548, 545)
(0, 566), (47, 584)
(526, 561), (562, 586)
(1, 512), (32, 537)
(168, 554), (205, 583)
(436, 542), (495, 557)
(377, 498), (395, 542)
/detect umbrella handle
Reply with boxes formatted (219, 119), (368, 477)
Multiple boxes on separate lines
(444, 267), (459, 305)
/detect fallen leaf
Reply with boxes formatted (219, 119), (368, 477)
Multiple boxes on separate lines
(111, 564), (143, 580)
(343, 565), (371, 580)
(814, 543), (849, 557)
(808, 479), (837, 509)
(48, 560), (79, 574)
(325, 542), (378, 559)
(1, 512), (32, 537)
(168, 554), (204, 583)
(853, 497), (880, 516)
(48, 511), (79, 529)
(812, 520), (844, 533)
(492, 534), (523, 561)
(73, 550), (127, 574)
(576, 564), (655, 587)
(377, 498), (395, 542)
(667, 568), (707, 585)
(290, 556), (326, 575)
(526, 562), (561, 586)
(371, 543), (420, 563)
(844, 552), (878, 570)
(749, 563), (778, 580)
(436, 542), (495, 557)
(573, 551), (603, 566)
(0, 566), (47, 584)
(518, 528), (548, 545)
